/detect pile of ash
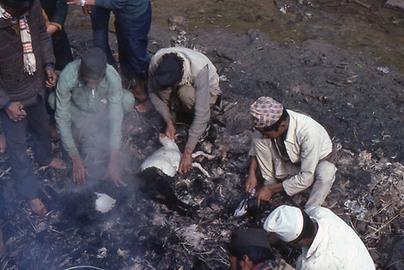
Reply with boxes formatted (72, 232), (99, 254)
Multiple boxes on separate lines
(0, 109), (402, 269)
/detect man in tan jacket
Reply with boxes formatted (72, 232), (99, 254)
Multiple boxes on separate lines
(149, 47), (221, 174)
(246, 97), (336, 209)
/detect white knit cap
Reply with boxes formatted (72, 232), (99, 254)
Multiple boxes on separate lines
(263, 205), (304, 242)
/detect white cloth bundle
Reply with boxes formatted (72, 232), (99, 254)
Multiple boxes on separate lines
(140, 135), (181, 177)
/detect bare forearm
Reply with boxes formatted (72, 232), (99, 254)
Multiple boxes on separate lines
(268, 183), (284, 193)
(249, 157), (258, 176)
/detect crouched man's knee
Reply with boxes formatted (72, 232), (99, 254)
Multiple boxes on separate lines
(122, 89), (135, 113)
(315, 160), (337, 183)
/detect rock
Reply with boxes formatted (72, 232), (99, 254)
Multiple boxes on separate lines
(97, 247), (108, 258)
(377, 66), (390, 74)
(168, 16), (185, 31)
(385, 0), (404, 11)
(117, 248), (129, 259)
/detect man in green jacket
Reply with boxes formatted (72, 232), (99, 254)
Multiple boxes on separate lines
(52, 48), (134, 186)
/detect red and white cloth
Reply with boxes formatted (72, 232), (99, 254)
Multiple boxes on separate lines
(0, 5), (36, 75)
(250, 96), (284, 128)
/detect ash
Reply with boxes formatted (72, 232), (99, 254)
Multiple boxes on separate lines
(0, 107), (403, 270)
(2, 8), (404, 267)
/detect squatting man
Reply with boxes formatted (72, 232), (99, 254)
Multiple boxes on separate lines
(246, 97), (337, 209)
(264, 205), (375, 269)
(51, 48), (134, 186)
(148, 47), (222, 174)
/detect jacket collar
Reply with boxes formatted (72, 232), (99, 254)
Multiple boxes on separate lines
(284, 109), (297, 145)
(305, 219), (326, 259)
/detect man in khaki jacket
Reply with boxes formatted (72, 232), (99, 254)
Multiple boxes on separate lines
(149, 47), (221, 174)
(245, 97), (336, 209)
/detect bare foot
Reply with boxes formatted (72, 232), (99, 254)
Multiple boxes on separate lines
(0, 133), (6, 153)
(135, 99), (153, 113)
(29, 198), (48, 216)
(47, 158), (67, 170)
(0, 228), (4, 256)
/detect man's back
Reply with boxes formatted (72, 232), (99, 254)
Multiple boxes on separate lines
(297, 207), (375, 270)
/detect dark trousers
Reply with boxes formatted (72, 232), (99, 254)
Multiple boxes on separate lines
(0, 95), (52, 200)
(90, 6), (117, 66)
(114, 2), (152, 79)
(52, 29), (73, 71)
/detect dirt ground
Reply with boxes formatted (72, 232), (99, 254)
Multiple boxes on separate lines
(0, 0), (403, 269)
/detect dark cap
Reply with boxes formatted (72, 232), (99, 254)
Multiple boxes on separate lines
(229, 228), (271, 255)
(80, 47), (107, 80)
(1, 0), (33, 11)
(153, 53), (183, 90)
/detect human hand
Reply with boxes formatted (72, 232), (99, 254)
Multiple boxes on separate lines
(165, 121), (176, 140)
(5, 102), (26, 122)
(45, 66), (57, 88)
(104, 157), (126, 187)
(178, 150), (192, 175)
(67, 0), (95, 6)
(72, 155), (87, 185)
(46, 24), (58, 35)
(82, 5), (92, 15)
(257, 186), (273, 207)
(245, 174), (257, 193)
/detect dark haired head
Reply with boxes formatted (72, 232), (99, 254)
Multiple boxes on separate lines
(261, 108), (289, 132)
(289, 209), (316, 246)
(0, 0), (34, 15)
(229, 228), (275, 268)
(153, 53), (184, 90)
(79, 47), (107, 80)
(229, 246), (275, 265)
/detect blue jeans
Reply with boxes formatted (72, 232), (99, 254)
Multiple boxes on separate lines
(114, 2), (152, 80)
(52, 29), (73, 71)
(90, 6), (117, 66)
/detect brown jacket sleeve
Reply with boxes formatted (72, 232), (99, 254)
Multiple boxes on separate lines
(34, 0), (55, 66)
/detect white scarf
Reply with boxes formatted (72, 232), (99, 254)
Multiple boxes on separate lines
(0, 5), (36, 75)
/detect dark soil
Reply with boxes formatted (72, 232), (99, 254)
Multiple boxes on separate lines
(1, 1), (403, 269)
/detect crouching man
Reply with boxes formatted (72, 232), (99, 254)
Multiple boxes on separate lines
(264, 205), (375, 270)
(51, 48), (134, 186)
(148, 47), (222, 174)
(246, 97), (337, 209)
(229, 228), (295, 270)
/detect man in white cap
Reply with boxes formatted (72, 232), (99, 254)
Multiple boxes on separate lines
(246, 96), (337, 209)
(264, 205), (375, 270)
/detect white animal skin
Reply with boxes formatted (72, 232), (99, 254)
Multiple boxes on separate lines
(94, 192), (116, 213)
(140, 135), (181, 177)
